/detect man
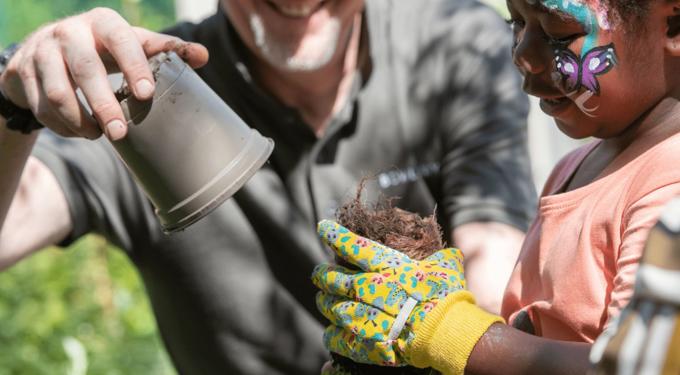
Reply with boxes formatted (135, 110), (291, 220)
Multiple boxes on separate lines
(0, 0), (535, 373)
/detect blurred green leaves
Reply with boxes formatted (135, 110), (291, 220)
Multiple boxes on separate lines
(0, 0), (175, 48)
(0, 1), (178, 373)
(0, 236), (176, 375)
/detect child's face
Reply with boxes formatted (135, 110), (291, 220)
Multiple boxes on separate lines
(507, 0), (670, 139)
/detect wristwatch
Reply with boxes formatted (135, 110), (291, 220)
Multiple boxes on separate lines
(0, 43), (44, 134)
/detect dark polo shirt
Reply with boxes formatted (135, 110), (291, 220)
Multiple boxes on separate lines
(33, 0), (536, 373)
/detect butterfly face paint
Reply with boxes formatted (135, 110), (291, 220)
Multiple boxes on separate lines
(540, 0), (618, 116)
(555, 43), (616, 95)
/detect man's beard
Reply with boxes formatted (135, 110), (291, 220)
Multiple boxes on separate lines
(249, 14), (341, 71)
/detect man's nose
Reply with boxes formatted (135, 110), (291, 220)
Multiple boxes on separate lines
(512, 30), (549, 76)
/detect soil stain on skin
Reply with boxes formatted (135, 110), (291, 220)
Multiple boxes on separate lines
(163, 40), (194, 61)
(116, 41), (202, 102)
(115, 54), (166, 102)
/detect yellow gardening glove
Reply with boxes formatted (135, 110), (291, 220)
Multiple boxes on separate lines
(312, 220), (504, 374)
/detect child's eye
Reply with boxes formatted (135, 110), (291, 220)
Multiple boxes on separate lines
(546, 33), (582, 47)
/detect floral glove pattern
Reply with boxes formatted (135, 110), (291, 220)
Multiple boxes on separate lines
(311, 220), (466, 367)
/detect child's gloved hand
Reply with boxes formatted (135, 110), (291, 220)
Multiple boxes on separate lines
(312, 220), (501, 373)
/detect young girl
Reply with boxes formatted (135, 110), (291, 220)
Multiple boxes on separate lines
(312, 0), (680, 374)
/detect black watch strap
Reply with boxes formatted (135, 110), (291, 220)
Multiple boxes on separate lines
(0, 43), (44, 134)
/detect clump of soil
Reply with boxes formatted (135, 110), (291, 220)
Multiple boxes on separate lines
(335, 181), (445, 261)
(326, 179), (443, 375)
(114, 80), (133, 102)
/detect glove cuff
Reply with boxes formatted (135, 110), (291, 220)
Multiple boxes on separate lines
(408, 290), (504, 375)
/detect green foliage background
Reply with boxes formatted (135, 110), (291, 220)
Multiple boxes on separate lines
(0, 1), (177, 374)
(0, 0), (174, 47)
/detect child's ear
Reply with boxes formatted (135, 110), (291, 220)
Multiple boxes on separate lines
(666, 4), (680, 55)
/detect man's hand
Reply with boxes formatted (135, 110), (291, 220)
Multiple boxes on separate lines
(0, 7), (209, 140)
(452, 222), (525, 314)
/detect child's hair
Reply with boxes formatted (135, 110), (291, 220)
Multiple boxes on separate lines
(577, 0), (652, 31)
(595, 1), (680, 38)
(601, 0), (652, 28)
(603, 0), (650, 17)
(327, 179), (444, 375)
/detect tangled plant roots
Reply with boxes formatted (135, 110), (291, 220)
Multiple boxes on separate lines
(335, 180), (445, 260)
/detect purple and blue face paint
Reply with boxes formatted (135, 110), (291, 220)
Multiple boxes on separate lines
(554, 43), (615, 95)
(537, 0), (618, 115)
(542, 0), (599, 52)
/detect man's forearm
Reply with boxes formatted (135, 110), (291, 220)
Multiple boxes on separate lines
(466, 323), (592, 375)
(0, 118), (39, 232)
(0, 117), (73, 270)
(452, 222), (525, 314)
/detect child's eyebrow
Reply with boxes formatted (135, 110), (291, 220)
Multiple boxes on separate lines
(531, 1), (587, 26)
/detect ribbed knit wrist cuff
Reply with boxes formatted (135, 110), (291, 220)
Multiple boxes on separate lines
(409, 291), (505, 375)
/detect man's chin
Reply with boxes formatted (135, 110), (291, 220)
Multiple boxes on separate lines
(249, 15), (341, 72)
(254, 43), (338, 71)
(285, 51), (335, 71)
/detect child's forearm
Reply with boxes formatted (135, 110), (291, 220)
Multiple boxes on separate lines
(466, 323), (592, 375)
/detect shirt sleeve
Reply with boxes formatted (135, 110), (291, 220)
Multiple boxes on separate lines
(31, 131), (161, 252)
(611, 182), (680, 323)
(411, 0), (536, 232)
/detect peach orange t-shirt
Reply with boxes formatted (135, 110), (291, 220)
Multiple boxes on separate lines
(501, 124), (680, 342)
